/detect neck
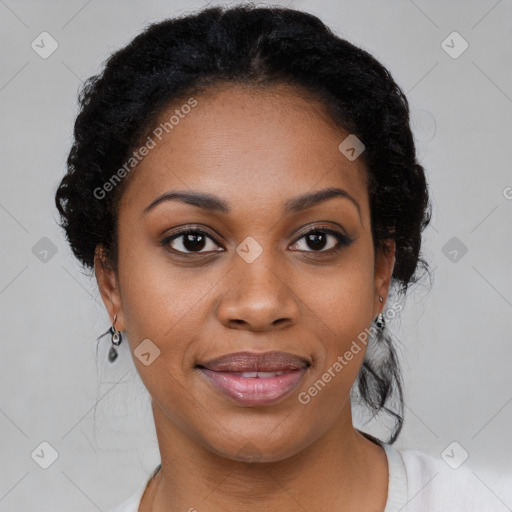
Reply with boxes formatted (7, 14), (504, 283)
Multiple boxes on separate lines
(140, 400), (388, 512)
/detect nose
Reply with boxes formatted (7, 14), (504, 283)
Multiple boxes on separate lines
(216, 252), (300, 332)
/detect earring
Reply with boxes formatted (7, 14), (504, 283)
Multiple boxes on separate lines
(375, 294), (385, 331)
(108, 314), (123, 363)
(375, 312), (385, 331)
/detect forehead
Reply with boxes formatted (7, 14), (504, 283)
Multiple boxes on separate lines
(121, 84), (369, 215)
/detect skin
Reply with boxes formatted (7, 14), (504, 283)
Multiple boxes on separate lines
(95, 83), (396, 512)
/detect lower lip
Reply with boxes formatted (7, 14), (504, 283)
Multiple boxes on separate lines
(198, 368), (308, 406)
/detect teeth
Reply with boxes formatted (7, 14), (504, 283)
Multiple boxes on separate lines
(239, 371), (285, 378)
(240, 372), (258, 378)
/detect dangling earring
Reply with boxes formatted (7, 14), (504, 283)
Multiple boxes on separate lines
(375, 294), (385, 331)
(375, 312), (385, 331)
(108, 314), (123, 363)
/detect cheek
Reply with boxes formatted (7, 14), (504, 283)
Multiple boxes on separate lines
(296, 247), (375, 330)
(117, 230), (214, 332)
(116, 228), (215, 374)
(116, 256), (203, 407)
(293, 245), (375, 378)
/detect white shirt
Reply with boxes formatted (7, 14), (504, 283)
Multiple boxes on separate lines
(109, 437), (512, 511)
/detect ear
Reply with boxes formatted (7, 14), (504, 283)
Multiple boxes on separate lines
(94, 245), (126, 331)
(373, 239), (396, 317)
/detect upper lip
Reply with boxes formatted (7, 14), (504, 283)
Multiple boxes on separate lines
(196, 351), (312, 372)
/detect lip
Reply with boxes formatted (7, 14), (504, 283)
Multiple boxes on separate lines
(196, 351), (312, 406)
(197, 350), (311, 372)
(198, 367), (309, 406)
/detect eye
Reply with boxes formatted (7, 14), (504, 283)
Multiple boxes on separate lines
(160, 228), (223, 254)
(289, 228), (352, 253)
(160, 226), (352, 256)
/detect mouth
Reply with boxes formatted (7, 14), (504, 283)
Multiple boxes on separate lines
(195, 351), (311, 406)
(196, 350), (312, 372)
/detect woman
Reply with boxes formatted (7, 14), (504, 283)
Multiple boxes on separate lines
(54, 4), (509, 511)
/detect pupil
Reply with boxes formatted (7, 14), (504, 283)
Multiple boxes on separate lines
(307, 232), (326, 250)
(184, 233), (205, 251)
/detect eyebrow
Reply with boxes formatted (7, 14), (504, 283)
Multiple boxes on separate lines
(143, 186), (361, 219)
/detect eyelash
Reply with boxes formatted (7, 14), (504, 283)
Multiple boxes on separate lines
(159, 226), (352, 256)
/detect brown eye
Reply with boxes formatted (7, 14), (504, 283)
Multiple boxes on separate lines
(161, 229), (223, 254)
(289, 228), (352, 253)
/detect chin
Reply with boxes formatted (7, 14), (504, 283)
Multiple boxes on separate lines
(203, 427), (312, 464)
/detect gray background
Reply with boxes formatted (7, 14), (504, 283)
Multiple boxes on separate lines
(1, 0), (511, 510)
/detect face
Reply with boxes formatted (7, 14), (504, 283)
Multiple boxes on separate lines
(95, 84), (395, 462)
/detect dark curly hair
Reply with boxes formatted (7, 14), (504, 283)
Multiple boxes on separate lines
(55, 3), (431, 444)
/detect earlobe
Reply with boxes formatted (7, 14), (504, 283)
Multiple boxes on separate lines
(374, 239), (396, 306)
(94, 245), (126, 330)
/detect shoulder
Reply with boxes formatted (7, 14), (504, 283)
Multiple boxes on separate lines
(396, 447), (512, 512)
